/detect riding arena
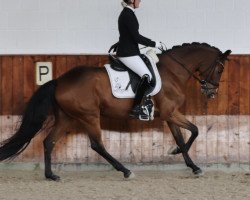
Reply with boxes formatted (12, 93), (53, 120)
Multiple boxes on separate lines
(0, 0), (249, 199)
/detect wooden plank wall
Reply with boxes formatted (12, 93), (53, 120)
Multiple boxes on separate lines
(0, 55), (249, 165)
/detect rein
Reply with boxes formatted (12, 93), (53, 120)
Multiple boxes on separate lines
(167, 54), (223, 90)
(168, 54), (204, 84)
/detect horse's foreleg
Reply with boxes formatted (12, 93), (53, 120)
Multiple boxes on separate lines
(167, 121), (202, 175)
(168, 112), (198, 154)
(81, 116), (134, 179)
(89, 138), (134, 179)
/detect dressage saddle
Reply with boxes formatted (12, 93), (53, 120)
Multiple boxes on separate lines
(108, 55), (156, 121)
(108, 54), (157, 95)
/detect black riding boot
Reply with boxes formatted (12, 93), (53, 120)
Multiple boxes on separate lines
(130, 75), (151, 119)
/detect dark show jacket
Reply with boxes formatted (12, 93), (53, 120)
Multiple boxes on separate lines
(116, 7), (156, 57)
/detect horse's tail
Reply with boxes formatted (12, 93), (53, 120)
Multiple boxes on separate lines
(0, 79), (57, 161)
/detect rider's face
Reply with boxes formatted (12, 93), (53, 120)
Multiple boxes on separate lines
(132, 0), (141, 8)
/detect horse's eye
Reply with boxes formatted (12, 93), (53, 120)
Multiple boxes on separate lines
(218, 68), (223, 74)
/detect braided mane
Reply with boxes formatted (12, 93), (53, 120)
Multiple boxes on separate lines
(162, 42), (222, 54)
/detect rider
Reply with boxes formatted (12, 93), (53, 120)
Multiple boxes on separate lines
(110, 0), (165, 118)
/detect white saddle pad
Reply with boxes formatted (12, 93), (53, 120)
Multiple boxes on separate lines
(104, 54), (162, 98)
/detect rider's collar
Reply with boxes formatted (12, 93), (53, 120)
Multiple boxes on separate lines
(126, 5), (135, 12)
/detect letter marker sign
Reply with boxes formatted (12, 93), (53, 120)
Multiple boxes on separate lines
(36, 62), (53, 85)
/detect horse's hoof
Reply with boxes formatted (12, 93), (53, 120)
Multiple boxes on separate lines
(46, 174), (61, 181)
(167, 146), (181, 155)
(193, 169), (204, 177)
(124, 171), (135, 180)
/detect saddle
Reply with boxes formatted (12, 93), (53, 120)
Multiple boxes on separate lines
(108, 54), (156, 95)
(104, 49), (162, 121)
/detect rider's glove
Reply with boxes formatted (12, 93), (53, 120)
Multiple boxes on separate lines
(155, 41), (166, 51)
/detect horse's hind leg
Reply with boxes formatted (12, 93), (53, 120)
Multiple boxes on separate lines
(43, 111), (69, 181)
(43, 128), (61, 181)
(80, 116), (134, 179)
(167, 121), (202, 175)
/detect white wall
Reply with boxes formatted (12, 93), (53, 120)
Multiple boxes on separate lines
(0, 0), (249, 54)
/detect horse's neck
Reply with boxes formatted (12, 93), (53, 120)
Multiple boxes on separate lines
(162, 52), (198, 86)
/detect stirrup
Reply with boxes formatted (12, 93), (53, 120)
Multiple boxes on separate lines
(139, 107), (151, 121)
(129, 106), (150, 121)
(141, 96), (154, 121)
(129, 97), (154, 121)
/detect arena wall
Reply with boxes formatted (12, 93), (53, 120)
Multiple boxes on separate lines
(0, 0), (249, 166)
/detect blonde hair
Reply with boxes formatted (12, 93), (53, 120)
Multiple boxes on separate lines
(121, 1), (127, 7)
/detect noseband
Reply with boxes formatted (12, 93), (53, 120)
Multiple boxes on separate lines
(168, 54), (224, 94)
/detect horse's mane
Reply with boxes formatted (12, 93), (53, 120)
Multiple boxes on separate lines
(162, 42), (222, 54)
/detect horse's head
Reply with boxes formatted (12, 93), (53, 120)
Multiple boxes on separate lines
(197, 49), (231, 98)
(160, 43), (231, 99)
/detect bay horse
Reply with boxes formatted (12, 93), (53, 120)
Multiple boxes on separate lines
(0, 42), (231, 181)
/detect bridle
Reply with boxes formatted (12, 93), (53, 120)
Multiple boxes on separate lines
(199, 58), (224, 85)
(168, 54), (224, 94)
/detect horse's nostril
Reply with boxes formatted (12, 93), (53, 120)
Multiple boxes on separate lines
(209, 94), (215, 99)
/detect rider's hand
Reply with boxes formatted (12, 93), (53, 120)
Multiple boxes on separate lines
(155, 41), (166, 51)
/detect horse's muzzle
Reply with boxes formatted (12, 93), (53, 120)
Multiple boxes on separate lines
(208, 93), (216, 99)
(201, 83), (218, 99)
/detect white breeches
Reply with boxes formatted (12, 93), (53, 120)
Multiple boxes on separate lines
(118, 55), (152, 80)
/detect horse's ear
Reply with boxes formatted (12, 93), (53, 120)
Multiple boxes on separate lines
(220, 50), (232, 61)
